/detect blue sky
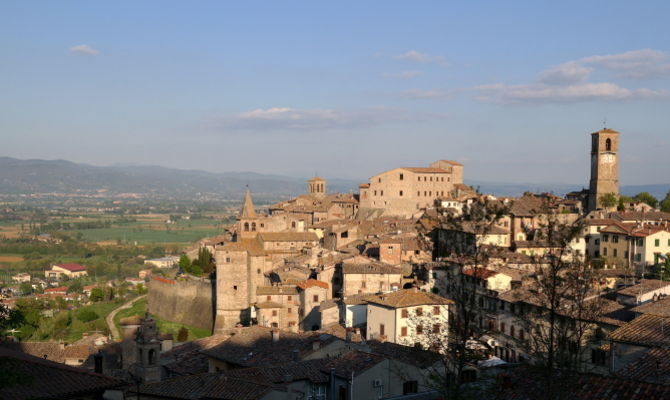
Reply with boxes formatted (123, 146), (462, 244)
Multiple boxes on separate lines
(1, 1), (669, 185)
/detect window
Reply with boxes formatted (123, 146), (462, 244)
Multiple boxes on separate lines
(603, 248), (608, 256)
(272, 322), (278, 328)
(655, 239), (660, 247)
(613, 236), (619, 243)
(401, 309), (409, 318)
(387, 246), (394, 254)
(510, 325), (515, 337)
(313, 295), (319, 302)
(378, 178), (381, 183)
(288, 308), (293, 314)
(613, 249), (618, 257)
(374, 191), (377, 196)
(225, 257), (231, 263)
(362, 281), (367, 288)
(272, 310), (278, 316)
(267, 296), (271, 301)
(605, 138), (612, 151)
(520, 330), (525, 340)
(417, 176), (421, 181)
(433, 324), (440, 334)
(244, 222), (249, 231)
(416, 325), (423, 334)
(416, 307), (423, 316)
(500, 322), (506, 333)
(381, 190), (384, 196)
(399, 190), (403, 197)
(251, 222), (256, 231)
(399, 173), (404, 180)
(602, 234), (609, 242)
(403, 381), (418, 395)
(401, 327), (407, 336)
(380, 324), (385, 336)
(433, 306), (440, 315)
(291, 221), (296, 228)
(417, 191), (420, 196)
(308, 383), (327, 400)
(636, 253), (642, 262)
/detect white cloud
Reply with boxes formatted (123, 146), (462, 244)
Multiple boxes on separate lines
(383, 71), (423, 79)
(395, 50), (448, 66)
(400, 89), (451, 99)
(580, 49), (670, 78)
(538, 61), (592, 85)
(69, 44), (99, 56)
(475, 82), (668, 103)
(216, 107), (443, 132)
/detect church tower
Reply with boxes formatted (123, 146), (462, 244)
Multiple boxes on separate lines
(238, 189), (259, 239)
(307, 176), (326, 199)
(134, 313), (163, 382)
(588, 128), (620, 211)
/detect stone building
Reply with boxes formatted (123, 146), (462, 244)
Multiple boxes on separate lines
(588, 128), (620, 212)
(358, 160), (465, 217)
(340, 256), (404, 296)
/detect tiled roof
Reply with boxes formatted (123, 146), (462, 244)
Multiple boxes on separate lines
(342, 262), (403, 275)
(255, 285), (300, 296)
(366, 340), (441, 368)
(162, 333), (232, 376)
(53, 263), (86, 272)
(609, 314), (670, 347)
(258, 232), (319, 242)
(617, 279), (670, 297)
(399, 167), (450, 173)
(631, 297), (670, 316)
(497, 369), (670, 399)
(239, 190), (257, 219)
(133, 373), (276, 400)
(616, 347), (670, 384)
(366, 289), (453, 308)
(224, 359), (329, 384)
(218, 238), (265, 256)
(0, 341), (65, 363)
(319, 298), (338, 310)
(0, 348), (123, 400)
(295, 279), (329, 290)
(342, 293), (377, 305)
(202, 326), (340, 367)
(320, 350), (386, 378)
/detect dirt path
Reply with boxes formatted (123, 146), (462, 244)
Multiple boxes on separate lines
(106, 294), (147, 341)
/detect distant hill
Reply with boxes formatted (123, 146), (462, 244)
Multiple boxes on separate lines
(1, 157), (667, 201)
(0, 157), (359, 201)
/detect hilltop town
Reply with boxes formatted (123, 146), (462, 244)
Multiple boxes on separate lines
(2, 128), (670, 399)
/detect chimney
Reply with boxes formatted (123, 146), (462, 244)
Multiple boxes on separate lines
(271, 329), (280, 342)
(93, 350), (103, 374)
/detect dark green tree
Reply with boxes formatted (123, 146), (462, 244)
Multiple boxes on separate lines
(634, 192), (658, 208)
(177, 326), (189, 342)
(89, 287), (105, 302)
(660, 190), (670, 213)
(599, 192), (618, 209)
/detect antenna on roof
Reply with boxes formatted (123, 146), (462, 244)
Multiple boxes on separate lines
(603, 117), (607, 129)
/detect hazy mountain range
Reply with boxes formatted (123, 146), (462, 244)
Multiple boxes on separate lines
(0, 157), (668, 200)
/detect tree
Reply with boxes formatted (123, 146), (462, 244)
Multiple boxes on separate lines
(178, 254), (191, 271)
(76, 309), (100, 322)
(633, 192), (658, 208)
(19, 282), (33, 296)
(598, 193), (618, 209)
(136, 283), (148, 295)
(0, 304), (25, 334)
(177, 326), (189, 342)
(89, 287), (105, 302)
(191, 248), (215, 275)
(660, 190), (670, 213)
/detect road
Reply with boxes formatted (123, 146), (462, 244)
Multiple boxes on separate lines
(106, 294), (147, 341)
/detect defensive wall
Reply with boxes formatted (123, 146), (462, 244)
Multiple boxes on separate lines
(148, 275), (215, 332)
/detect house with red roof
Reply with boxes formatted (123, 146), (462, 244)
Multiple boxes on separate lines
(45, 263), (88, 280)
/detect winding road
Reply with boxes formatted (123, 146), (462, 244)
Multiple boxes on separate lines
(106, 294), (147, 341)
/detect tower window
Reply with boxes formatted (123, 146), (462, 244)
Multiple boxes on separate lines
(606, 138), (612, 151)
(251, 222), (256, 231)
(399, 173), (404, 180)
(244, 222), (249, 232)
(399, 190), (403, 197)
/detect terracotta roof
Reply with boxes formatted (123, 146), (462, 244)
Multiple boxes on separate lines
(366, 340), (441, 368)
(224, 359), (329, 384)
(255, 285), (300, 296)
(133, 373), (276, 400)
(308, 176), (325, 182)
(617, 279), (670, 297)
(53, 263), (86, 272)
(399, 167), (450, 173)
(295, 279), (329, 290)
(218, 238), (265, 256)
(342, 293), (377, 305)
(614, 211), (670, 222)
(631, 297), (670, 317)
(0, 342), (65, 363)
(366, 289), (453, 308)
(254, 301), (283, 309)
(342, 262), (403, 275)
(202, 326), (340, 367)
(44, 286), (68, 293)
(0, 347), (123, 400)
(609, 314), (670, 347)
(616, 347), (670, 384)
(320, 350), (386, 378)
(258, 232), (319, 242)
(161, 333), (232, 376)
(497, 368), (670, 400)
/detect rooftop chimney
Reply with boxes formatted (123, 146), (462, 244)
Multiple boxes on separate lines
(271, 329), (280, 343)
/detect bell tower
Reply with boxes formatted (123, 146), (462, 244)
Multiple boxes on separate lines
(307, 176), (326, 199)
(588, 128), (620, 211)
(134, 313), (163, 382)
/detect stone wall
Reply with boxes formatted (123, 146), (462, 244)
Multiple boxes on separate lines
(148, 276), (215, 332)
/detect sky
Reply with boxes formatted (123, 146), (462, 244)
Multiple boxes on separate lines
(1, 1), (669, 185)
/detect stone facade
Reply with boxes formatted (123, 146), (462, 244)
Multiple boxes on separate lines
(588, 128), (620, 211)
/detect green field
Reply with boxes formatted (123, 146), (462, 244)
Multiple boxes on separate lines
(78, 226), (222, 244)
(113, 298), (211, 340)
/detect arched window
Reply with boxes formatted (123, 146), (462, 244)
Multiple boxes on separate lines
(605, 138), (612, 151)
(148, 349), (156, 365)
(251, 222), (256, 231)
(244, 222), (249, 232)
